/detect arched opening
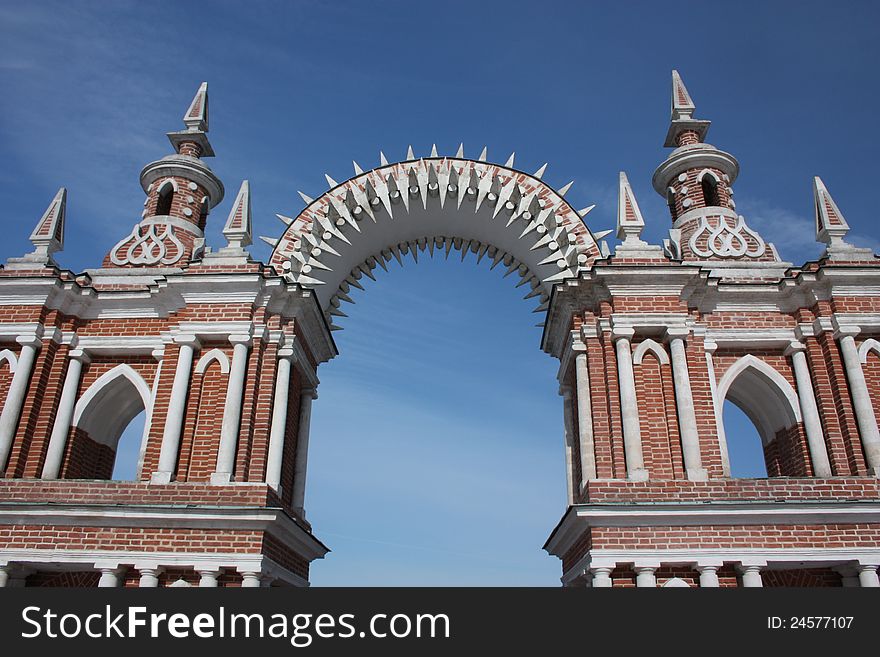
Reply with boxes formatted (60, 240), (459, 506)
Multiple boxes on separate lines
(700, 174), (720, 207)
(156, 181), (174, 216)
(722, 400), (768, 477)
(67, 365), (151, 480)
(718, 356), (806, 477)
(307, 255), (563, 586)
(112, 410), (145, 480)
(666, 187), (677, 221)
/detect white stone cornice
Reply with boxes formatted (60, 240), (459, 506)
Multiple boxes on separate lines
(75, 335), (166, 355)
(704, 328), (797, 349)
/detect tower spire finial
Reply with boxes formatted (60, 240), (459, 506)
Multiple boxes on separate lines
(671, 69), (696, 121)
(663, 70), (710, 148)
(167, 82), (214, 157)
(183, 82), (209, 132)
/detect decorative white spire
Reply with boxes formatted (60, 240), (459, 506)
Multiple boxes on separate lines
(813, 176), (873, 260)
(671, 70), (695, 121)
(222, 180), (252, 250)
(28, 187), (66, 263)
(614, 172), (664, 259)
(813, 176), (849, 245)
(183, 82), (209, 132)
(616, 172), (646, 243)
(663, 70), (710, 147)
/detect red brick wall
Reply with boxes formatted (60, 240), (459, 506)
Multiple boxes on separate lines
(633, 348), (683, 479)
(179, 351), (227, 482)
(60, 427), (116, 480)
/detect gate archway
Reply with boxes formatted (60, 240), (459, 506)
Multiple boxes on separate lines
(263, 154), (605, 328)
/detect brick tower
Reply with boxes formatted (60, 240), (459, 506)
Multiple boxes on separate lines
(543, 72), (880, 587)
(1, 73), (879, 588)
(0, 84), (332, 587)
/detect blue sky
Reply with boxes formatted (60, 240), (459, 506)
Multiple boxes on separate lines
(2, 1), (879, 585)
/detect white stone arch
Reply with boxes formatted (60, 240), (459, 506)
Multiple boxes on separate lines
(716, 355), (802, 446)
(156, 178), (179, 194)
(858, 338), (880, 364)
(661, 577), (691, 588)
(266, 152), (603, 328)
(696, 169), (722, 184)
(632, 339), (670, 365)
(0, 348), (17, 373)
(72, 364), (152, 449)
(195, 348), (230, 375)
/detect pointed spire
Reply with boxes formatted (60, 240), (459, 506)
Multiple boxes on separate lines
(811, 176), (872, 260)
(183, 82), (209, 132)
(430, 143), (438, 157)
(222, 180), (252, 250)
(353, 161), (364, 175)
(167, 82), (215, 156)
(455, 143), (464, 158)
(505, 152), (515, 167)
(27, 187), (66, 263)
(406, 145), (415, 160)
(670, 70), (695, 121)
(380, 151), (389, 166)
(616, 172), (646, 243)
(478, 146), (487, 162)
(325, 173), (338, 188)
(663, 70), (710, 147)
(533, 163), (548, 179)
(813, 176), (849, 242)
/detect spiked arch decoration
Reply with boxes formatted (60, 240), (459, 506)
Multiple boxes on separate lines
(263, 150), (606, 328)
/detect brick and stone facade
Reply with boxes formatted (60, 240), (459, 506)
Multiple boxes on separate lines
(1, 74), (879, 587)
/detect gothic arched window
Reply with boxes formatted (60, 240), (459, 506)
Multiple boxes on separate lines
(156, 182), (174, 216)
(700, 174), (720, 207)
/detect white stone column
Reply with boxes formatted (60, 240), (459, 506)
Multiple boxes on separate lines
(740, 565), (763, 587)
(704, 340), (731, 476)
(240, 571), (262, 588)
(291, 388), (317, 515)
(560, 385), (576, 504)
(0, 566), (8, 588)
(858, 565), (880, 588)
(152, 335), (199, 484)
(837, 328), (880, 476)
(97, 567), (121, 587)
(574, 350), (597, 483)
(138, 568), (160, 588)
(590, 566), (613, 588)
(212, 335), (252, 485)
(635, 566), (657, 588)
(198, 569), (221, 587)
(697, 565), (720, 587)
(613, 329), (647, 481)
(786, 342), (832, 477)
(266, 348), (294, 493)
(42, 349), (89, 480)
(666, 330), (707, 481)
(0, 336), (41, 473)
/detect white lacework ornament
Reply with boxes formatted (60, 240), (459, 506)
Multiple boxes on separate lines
(109, 223), (185, 266)
(689, 214), (765, 258)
